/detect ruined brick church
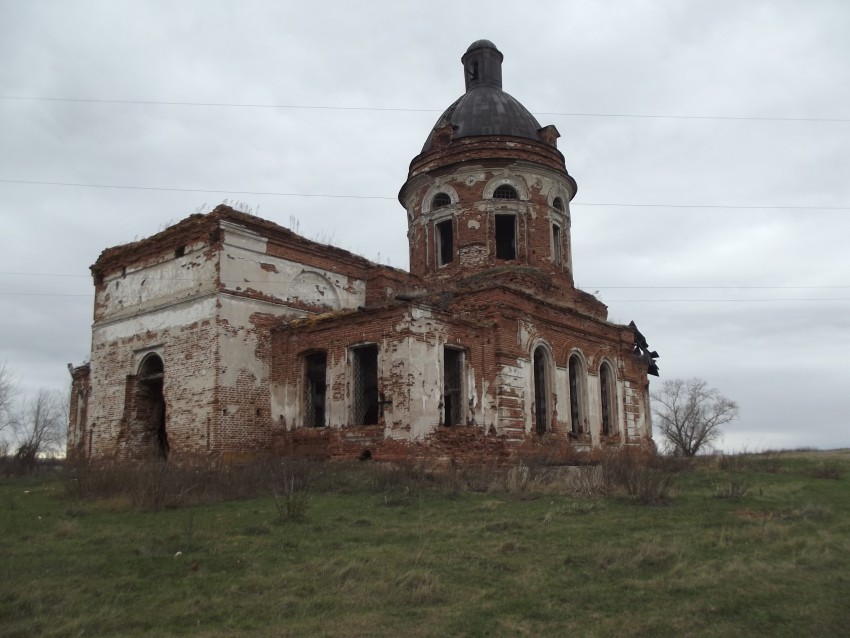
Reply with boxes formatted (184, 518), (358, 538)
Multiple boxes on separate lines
(68, 40), (657, 463)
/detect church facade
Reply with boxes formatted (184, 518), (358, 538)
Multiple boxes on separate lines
(68, 40), (657, 463)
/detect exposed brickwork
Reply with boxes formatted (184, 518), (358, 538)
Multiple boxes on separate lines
(70, 42), (656, 464)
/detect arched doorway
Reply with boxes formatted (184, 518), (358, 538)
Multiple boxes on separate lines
(135, 354), (168, 459)
(533, 346), (551, 435)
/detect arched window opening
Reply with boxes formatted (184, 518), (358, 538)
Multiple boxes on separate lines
(493, 184), (519, 200)
(432, 192), (451, 209)
(495, 214), (516, 260)
(435, 219), (453, 266)
(552, 223), (562, 267)
(135, 354), (168, 459)
(533, 346), (550, 435)
(600, 362), (616, 436)
(568, 354), (585, 436)
(552, 197), (564, 212)
(304, 351), (327, 427)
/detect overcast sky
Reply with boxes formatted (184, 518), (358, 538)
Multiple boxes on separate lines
(1, 0), (847, 451)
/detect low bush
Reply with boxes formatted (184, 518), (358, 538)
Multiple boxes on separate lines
(63, 457), (317, 510)
(714, 479), (749, 500)
(600, 449), (674, 504)
(804, 461), (843, 480)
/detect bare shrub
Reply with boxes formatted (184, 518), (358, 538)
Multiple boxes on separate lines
(272, 469), (309, 522)
(717, 453), (748, 472)
(546, 465), (605, 497)
(369, 459), (438, 494)
(63, 457), (317, 510)
(504, 463), (530, 492)
(805, 462), (843, 480)
(442, 461), (506, 493)
(272, 482), (308, 521)
(750, 451), (783, 473)
(600, 449), (674, 505)
(714, 480), (749, 500)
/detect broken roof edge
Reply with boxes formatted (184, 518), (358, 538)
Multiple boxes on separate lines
(275, 293), (494, 334)
(91, 204), (410, 281)
(276, 282), (620, 338)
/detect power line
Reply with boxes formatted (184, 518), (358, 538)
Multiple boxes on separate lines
(2, 272), (848, 290)
(0, 272), (90, 278)
(2, 95), (848, 123)
(576, 202), (849, 210)
(0, 178), (396, 200)
(606, 298), (850, 302)
(2, 178), (848, 210)
(584, 285), (850, 290)
(0, 292), (850, 305)
(0, 292), (91, 297)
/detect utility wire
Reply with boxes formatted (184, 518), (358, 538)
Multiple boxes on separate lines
(2, 95), (848, 123)
(1, 178), (848, 210)
(2, 272), (848, 290)
(0, 178), (396, 200)
(1, 291), (847, 302)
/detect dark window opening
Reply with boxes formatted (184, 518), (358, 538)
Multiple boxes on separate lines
(469, 61), (479, 80)
(436, 219), (453, 266)
(533, 347), (549, 435)
(443, 347), (463, 426)
(494, 184), (518, 200)
(600, 363), (614, 436)
(495, 214), (516, 260)
(552, 223), (562, 266)
(569, 355), (583, 435)
(353, 345), (379, 425)
(174, 246), (186, 258)
(432, 192), (451, 209)
(305, 352), (327, 427)
(552, 197), (564, 212)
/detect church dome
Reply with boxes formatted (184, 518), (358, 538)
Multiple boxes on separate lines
(421, 40), (543, 153)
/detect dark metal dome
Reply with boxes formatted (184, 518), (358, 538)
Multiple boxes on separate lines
(421, 40), (543, 153)
(466, 39), (500, 54)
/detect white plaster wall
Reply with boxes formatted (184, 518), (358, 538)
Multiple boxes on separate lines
(271, 360), (303, 431)
(553, 367), (569, 432)
(495, 362), (528, 440)
(218, 295), (294, 389)
(586, 374), (601, 444)
(97, 244), (217, 320)
(623, 379), (650, 440)
(220, 224), (366, 310)
(94, 296), (217, 342)
(387, 335), (443, 440)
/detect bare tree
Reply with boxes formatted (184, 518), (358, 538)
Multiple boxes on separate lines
(13, 389), (67, 470)
(0, 362), (17, 449)
(651, 378), (739, 456)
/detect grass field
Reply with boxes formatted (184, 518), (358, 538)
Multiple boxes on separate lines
(2, 451), (849, 637)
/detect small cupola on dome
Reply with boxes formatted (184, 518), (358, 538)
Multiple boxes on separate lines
(462, 39), (503, 90)
(421, 40), (547, 153)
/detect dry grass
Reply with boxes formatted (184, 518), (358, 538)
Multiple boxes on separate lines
(4, 450), (850, 636)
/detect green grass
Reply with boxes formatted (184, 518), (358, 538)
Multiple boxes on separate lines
(2, 451), (850, 637)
